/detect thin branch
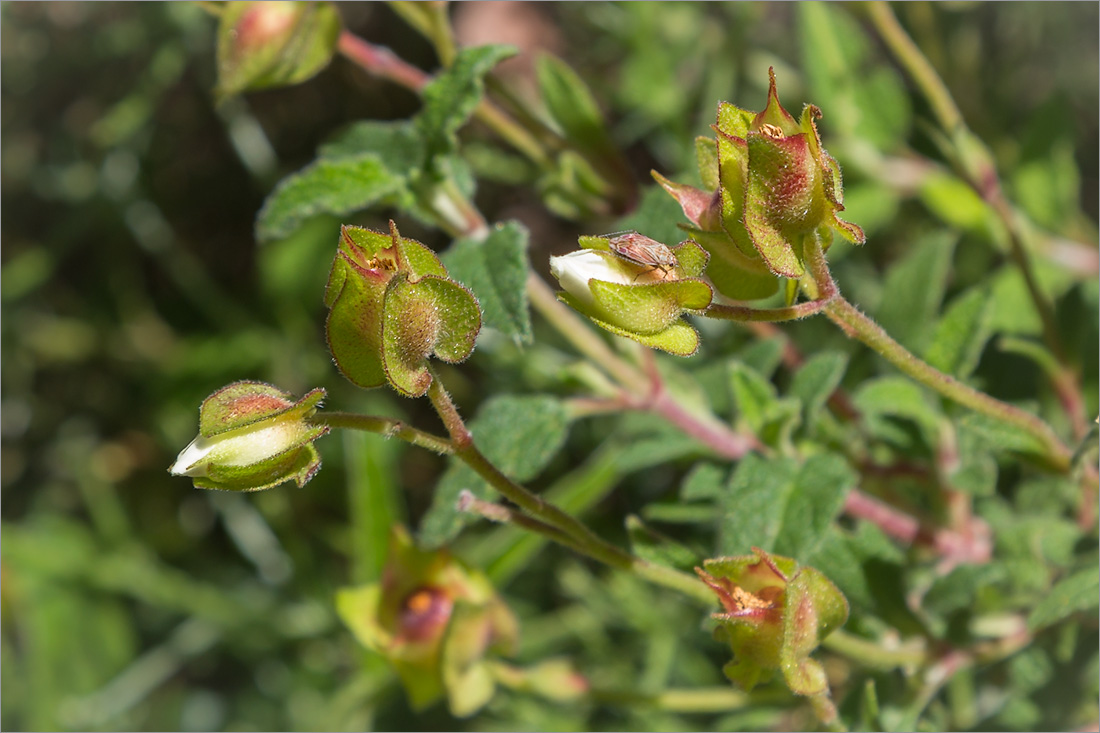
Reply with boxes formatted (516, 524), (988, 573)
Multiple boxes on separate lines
(704, 296), (833, 323)
(310, 411), (453, 455)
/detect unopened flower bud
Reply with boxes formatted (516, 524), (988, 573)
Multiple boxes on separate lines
(169, 381), (328, 492)
(550, 232), (713, 356)
(216, 1), (343, 100)
(654, 68), (864, 296)
(696, 547), (848, 697)
(325, 221), (481, 397)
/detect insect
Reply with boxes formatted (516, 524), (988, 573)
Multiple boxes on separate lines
(605, 231), (680, 280)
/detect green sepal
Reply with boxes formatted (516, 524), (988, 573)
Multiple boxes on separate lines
(325, 251), (390, 390)
(700, 550), (848, 696)
(751, 68), (801, 135)
(559, 293), (700, 357)
(682, 227), (780, 300)
(715, 129), (757, 259)
(717, 101), (755, 139)
(192, 441), (324, 492)
(586, 278), (711, 335)
(381, 274), (482, 398)
(335, 584), (445, 710)
(696, 135), (720, 191)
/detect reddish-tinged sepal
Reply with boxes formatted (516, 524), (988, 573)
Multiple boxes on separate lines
(697, 548), (848, 698)
(325, 221), (481, 397)
(655, 68), (864, 292)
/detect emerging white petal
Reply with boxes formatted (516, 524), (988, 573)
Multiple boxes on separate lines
(170, 435), (214, 477)
(549, 250), (634, 307)
(169, 422), (307, 477)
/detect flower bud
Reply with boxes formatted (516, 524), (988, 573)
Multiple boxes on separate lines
(325, 221), (481, 397)
(654, 68), (864, 295)
(336, 527), (518, 716)
(216, 1), (343, 100)
(550, 232), (713, 357)
(169, 381), (328, 492)
(696, 547), (848, 697)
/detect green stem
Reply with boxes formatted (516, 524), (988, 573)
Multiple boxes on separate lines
(822, 629), (927, 670)
(425, 370), (717, 606)
(865, 2), (1086, 439)
(823, 295), (1070, 470)
(336, 30), (551, 169)
(863, 2), (962, 134)
(804, 237), (1071, 472)
(310, 411), (454, 455)
(704, 296), (833, 323)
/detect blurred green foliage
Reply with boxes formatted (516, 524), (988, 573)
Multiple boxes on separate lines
(2, 2), (1097, 731)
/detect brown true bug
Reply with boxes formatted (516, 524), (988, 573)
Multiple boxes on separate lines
(605, 231), (680, 281)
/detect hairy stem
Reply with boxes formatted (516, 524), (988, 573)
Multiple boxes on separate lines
(426, 370), (716, 606)
(804, 237), (1071, 472)
(823, 295), (1070, 471)
(310, 411), (454, 455)
(865, 1), (1087, 439)
(704, 296), (834, 323)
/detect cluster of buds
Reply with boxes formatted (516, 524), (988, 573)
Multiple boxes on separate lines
(695, 548), (848, 697)
(325, 221), (481, 397)
(655, 68), (864, 300)
(169, 381), (328, 492)
(336, 527), (519, 717)
(549, 231), (713, 356)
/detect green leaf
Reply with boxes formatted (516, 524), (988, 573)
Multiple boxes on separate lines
(719, 454), (796, 554)
(536, 54), (617, 162)
(680, 462), (728, 501)
(729, 362), (800, 449)
(923, 564), (1008, 617)
(418, 45), (518, 161)
(256, 156), (405, 241)
(987, 262), (1077, 337)
(1028, 567), (1100, 631)
(729, 362), (778, 435)
(216, 1), (342, 100)
(958, 412), (1049, 460)
(443, 221), (532, 344)
(419, 396), (572, 548)
(789, 351), (848, 427)
(737, 337), (786, 379)
(918, 172), (995, 234)
(719, 453), (855, 563)
(773, 454), (856, 561)
(924, 285), (993, 378)
(875, 231), (956, 352)
(853, 376), (942, 446)
(320, 119), (427, 170)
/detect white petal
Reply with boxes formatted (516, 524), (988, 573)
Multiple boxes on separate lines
(549, 250), (634, 307)
(169, 435), (214, 477)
